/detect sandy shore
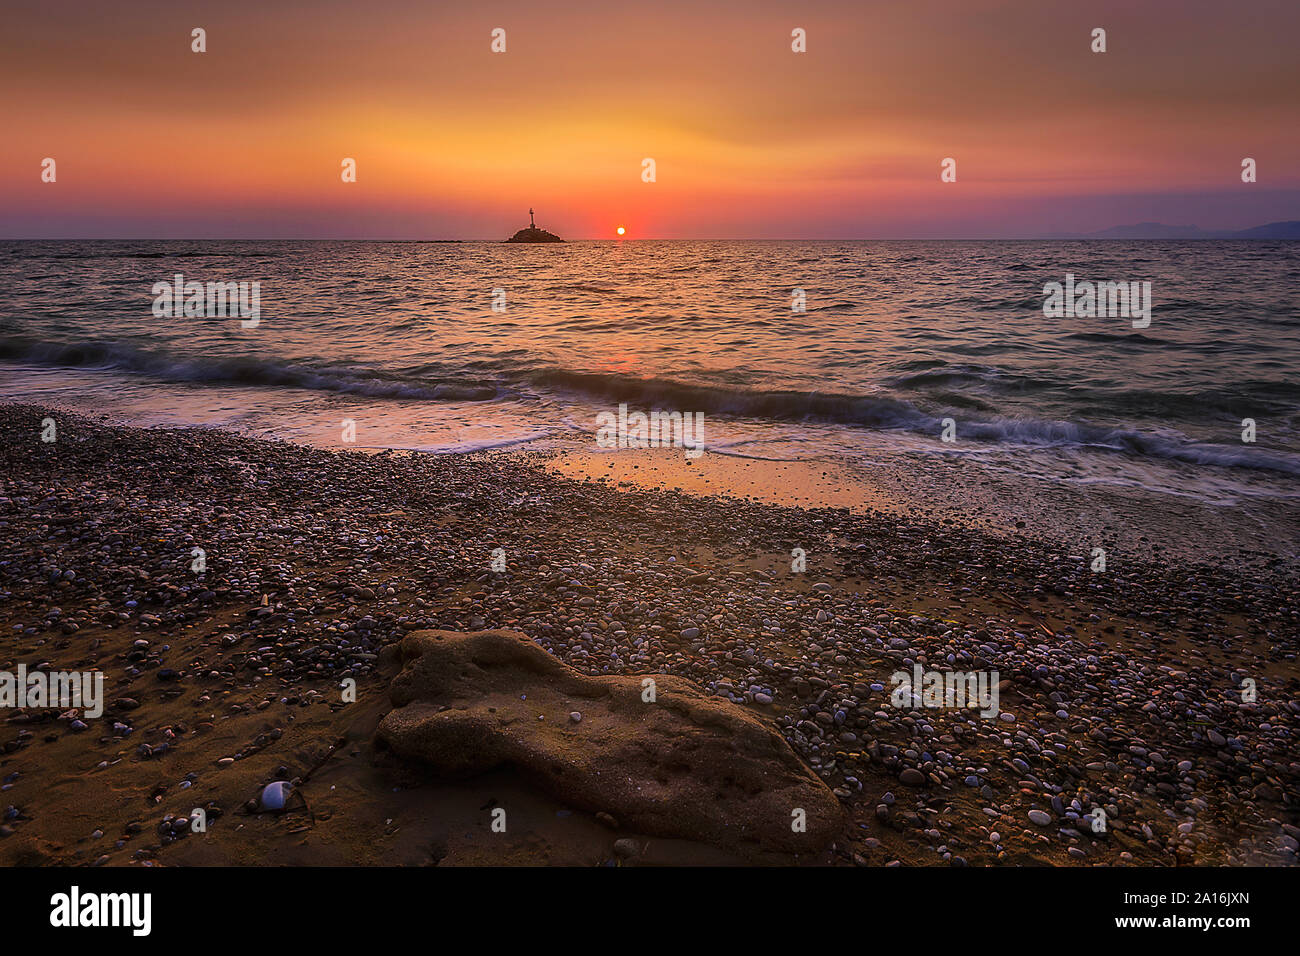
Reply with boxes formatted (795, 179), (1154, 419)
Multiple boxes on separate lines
(1, 402), (1296, 866)
(544, 445), (1300, 566)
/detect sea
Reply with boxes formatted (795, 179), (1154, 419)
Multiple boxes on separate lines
(2, 239), (1297, 509)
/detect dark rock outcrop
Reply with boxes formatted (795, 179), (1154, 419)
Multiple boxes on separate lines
(375, 629), (843, 858)
(505, 225), (563, 243)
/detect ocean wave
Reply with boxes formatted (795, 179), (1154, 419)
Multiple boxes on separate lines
(529, 368), (932, 428)
(953, 419), (1300, 475)
(528, 368), (1300, 476)
(1064, 330), (1167, 345)
(5, 336), (1298, 476)
(882, 364), (1052, 392)
(0, 337), (503, 402)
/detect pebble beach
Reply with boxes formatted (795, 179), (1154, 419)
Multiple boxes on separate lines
(1, 401), (1296, 866)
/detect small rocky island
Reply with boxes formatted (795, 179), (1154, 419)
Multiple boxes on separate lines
(505, 208), (564, 243)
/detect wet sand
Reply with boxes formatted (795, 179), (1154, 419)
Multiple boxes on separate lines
(544, 445), (1300, 565)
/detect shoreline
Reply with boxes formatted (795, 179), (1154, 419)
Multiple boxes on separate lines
(541, 444), (1300, 566)
(1, 402), (1296, 866)
(7, 385), (1298, 569)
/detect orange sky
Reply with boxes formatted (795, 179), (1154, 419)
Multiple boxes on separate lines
(3, 0), (1297, 237)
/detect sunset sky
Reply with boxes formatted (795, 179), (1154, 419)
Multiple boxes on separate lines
(3, 0), (1297, 238)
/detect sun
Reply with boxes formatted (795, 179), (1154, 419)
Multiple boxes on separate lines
(616, 226), (626, 236)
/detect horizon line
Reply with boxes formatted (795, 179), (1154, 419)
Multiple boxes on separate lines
(4, 234), (1299, 243)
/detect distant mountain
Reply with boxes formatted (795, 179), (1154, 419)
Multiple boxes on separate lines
(1045, 220), (1300, 239)
(1230, 221), (1300, 239)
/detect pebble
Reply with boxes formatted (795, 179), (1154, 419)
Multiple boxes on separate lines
(258, 781), (293, 812)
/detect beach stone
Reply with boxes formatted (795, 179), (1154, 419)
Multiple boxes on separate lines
(376, 629), (843, 858)
(899, 768), (926, 787)
(258, 781), (292, 812)
(1028, 809), (1052, 826)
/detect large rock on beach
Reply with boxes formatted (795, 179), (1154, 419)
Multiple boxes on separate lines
(376, 629), (843, 857)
